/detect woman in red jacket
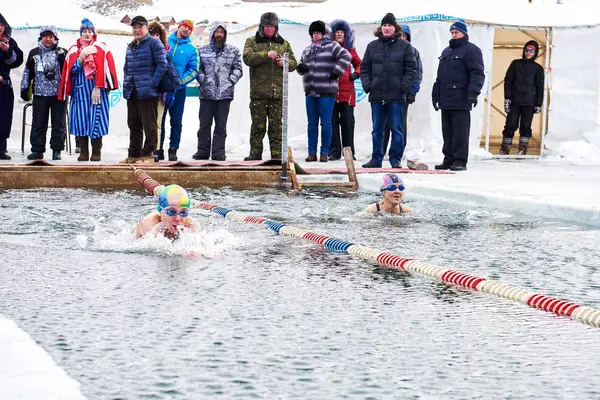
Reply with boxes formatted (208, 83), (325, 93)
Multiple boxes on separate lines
(328, 20), (361, 161)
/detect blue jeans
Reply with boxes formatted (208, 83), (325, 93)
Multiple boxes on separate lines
(160, 88), (187, 150)
(305, 96), (336, 155)
(370, 102), (405, 165)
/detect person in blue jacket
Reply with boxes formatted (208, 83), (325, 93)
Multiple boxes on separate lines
(432, 20), (484, 171)
(157, 19), (200, 162)
(121, 16), (168, 164)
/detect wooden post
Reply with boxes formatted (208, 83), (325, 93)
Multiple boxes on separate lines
(343, 146), (358, 190)
(287, 146), (301, 190)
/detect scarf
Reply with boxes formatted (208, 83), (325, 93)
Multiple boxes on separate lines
(81, 39), (96, 79)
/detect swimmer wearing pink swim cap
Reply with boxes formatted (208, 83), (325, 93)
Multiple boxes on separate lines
(365, 173), (412, 214)
(136, 185), (200, 239)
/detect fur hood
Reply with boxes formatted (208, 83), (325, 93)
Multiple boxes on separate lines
(0, 13), (12, 38)
(148, 21), (167, 46)
(209, 21), (227, 44)
(330, 19), (354, 49)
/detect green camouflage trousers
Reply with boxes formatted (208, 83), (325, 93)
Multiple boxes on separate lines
(249, 98), (282, 158)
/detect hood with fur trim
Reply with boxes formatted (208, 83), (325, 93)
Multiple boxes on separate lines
(330, 19), (354, 49)
(209, 21), (227, 44)
(148, 21), (167, 46)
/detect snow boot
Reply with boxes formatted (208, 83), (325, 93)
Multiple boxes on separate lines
(168, 148), (178, 162)
(244, 154), (262, 161)
(305, 154), (317, 162)
(52, 150), (61, 161)
(498, 137), (512, 155)
(90, 137), (102, 161)
(78, 137), (90, 161)
(517, 136), (530, 156)
(154, 149), (164, 161)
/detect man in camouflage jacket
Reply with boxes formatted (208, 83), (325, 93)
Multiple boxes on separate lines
(242, 12), (297, 160)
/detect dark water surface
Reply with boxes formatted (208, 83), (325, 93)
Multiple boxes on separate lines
(1, 188), (600, 399)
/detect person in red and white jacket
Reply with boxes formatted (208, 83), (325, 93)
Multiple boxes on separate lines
(328, 19), (361, 161)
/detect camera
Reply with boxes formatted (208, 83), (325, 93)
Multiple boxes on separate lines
(44, 69), (56, 81)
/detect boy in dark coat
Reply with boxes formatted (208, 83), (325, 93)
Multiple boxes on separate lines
(432, 20), (485, 171)
(360, 13), (417, 169)
(499, 40), (544, 156)
(0, 13), (24, 160)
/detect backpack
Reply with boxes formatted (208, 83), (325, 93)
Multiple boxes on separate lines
(149, 39), (181, 93)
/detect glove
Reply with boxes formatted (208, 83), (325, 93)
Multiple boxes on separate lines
(504, 99), (511, 114)
(349, 72), (359, 82)
(407, 92), (416, 104)
(469, 97), (478, 108)
(91, 87), (101, 105)
(78, 46), (97, 63)
(328, 72), (338, 81)
(296, 63), (309, 74)
(20, 89), (30, 102)
(534, 106), (541, 114)
(432, 100), (439, 111)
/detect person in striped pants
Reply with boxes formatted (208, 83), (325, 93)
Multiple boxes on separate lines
(59, 18), (118, 161)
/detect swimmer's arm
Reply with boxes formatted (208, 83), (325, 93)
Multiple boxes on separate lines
(135, 214), (159, 239)
(187, 218), (201, 232)
(401, 205), (413, 214)
(365, 203), (378, 213)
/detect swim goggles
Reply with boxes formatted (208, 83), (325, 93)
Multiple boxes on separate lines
(525, 48), (536, 53)
(384, 184), (405, 192)
(164, 208), (190, 217)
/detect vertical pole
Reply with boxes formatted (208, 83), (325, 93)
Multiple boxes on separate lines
(540, 27), (550, 156)
(281, 52), (289, 184)
(484, 26), (494, 153)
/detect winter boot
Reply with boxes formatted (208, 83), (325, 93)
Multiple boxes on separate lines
(78, 137), (90, 161)
(305, 154), (317, 162)
(517, 136), (530, 156)
(27, 152), (44, 160)
(192, 151), (209, 160)
(319, 153), (328, 162)
(244, 154), (262, 161)
(362, 160), (382, 168)
(74, 136), (81, 154)
(52, 150), (61, 161)
(90, 137), (102, 161)
(498, 137), (512, 155)
(168, 148), (178, 162)
(0, 152), (11, 160)
(154, 149), (165, 161)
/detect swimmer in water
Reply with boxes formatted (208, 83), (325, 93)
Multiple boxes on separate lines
(365, 173), (412, 214)
(135, 184), (200, 239)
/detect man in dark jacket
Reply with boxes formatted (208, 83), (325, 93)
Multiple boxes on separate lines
(121, 16), (167, 164)
(432, 20), (485, 171)
(243, 12), (297, 160)
(194, 21), (243, 161)
(499, 40), (544, 156)
(360, 13), (417, 169)
(0, 13), (24, 160)
(20, 26), (67, 161)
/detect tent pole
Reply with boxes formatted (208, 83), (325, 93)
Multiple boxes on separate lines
(484, 27), (494, 153)
(540, 27), (551, 156)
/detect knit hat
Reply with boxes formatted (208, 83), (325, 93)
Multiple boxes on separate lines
(178, 19), (194, 31)
(450, 19), (468, 35)
(381, 13), (396, 26)
(39, 26), (58, 41)
(130, 16), (148, 26)
(260, 12), (279, 27)
(400, 24), (411, 41)
(380, 173), (404, 192)
(80, 18), (95, 35)
(309, 20), (326, 36)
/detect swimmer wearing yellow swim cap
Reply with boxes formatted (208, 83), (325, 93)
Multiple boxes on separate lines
(135, 184), (200, 239)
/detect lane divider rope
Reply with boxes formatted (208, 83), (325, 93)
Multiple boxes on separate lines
(133, 169), (600, 329)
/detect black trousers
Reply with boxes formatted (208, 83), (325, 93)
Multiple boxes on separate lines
(197, 99), (232, 159)
(30, 95), (66, 153)
(383, 103), (409, 157)
(0, 83), (14, 152)
(502, 105), (534, 139)
(329, 102), (355, 158)
(127, 88), (159, 158)
(441, 109), (470, 167)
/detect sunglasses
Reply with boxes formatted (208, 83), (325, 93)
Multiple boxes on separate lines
(525, 48), (536, 53)
(383, 184), (405, 192)
(164, 208), (190, 217)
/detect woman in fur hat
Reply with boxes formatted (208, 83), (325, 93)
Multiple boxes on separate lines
(59, 18), (119, 161)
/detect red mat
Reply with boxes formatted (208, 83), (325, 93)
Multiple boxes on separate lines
(21, 159), (281, 167)
(303, 167), (454, 175)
